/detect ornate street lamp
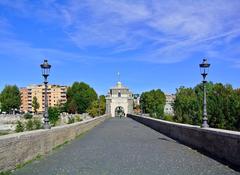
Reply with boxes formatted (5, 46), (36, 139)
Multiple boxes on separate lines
(199, 58), (210, 128)
(40, 60), (51, 129)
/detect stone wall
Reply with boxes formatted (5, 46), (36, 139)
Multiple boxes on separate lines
(0, 115), (109, 172)
(128, 114), (240, 168)
(0, 113), (92, 131)
(0, 114), (24, 124)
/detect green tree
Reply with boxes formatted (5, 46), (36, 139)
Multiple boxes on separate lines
(87, 95), (106, 117)
(56, 100), (67, 113)
(0, 101), (2, 113)
(99, 95), (106, 115)
(233, 89), (240, 130)
(173, 87), (199, 124)
(207, 83), (239, 130)
(87, 101), (98, 117)
(173, 83), (240, 131)
(66, 82), (98, 114)
(0, 85), (21, 113)
(32, 96), (40, 114)
(67, 100), (78, 114)
(140, 89), (166, 119)
(48, 107), (60, 126)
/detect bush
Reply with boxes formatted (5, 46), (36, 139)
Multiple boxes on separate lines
(48, 107), (60, 126)
(15, 121), (25, 132)
(67, 117), (75, 124)
(26, 119), (34, 131)
(164, 115), (174, 122)
(33, 118), (42, 129)
(24, 113), (33, 119)
(75, 115), (83, 122)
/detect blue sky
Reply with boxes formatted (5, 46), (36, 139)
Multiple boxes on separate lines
(0, 0), (240, 95)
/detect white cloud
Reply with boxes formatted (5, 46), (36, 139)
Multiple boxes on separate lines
(0, 0), (240, 64)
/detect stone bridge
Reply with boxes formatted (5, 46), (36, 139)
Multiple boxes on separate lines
(0, 115), (240, 175)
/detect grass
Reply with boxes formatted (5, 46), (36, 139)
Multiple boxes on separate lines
(52, 141), (69, 151)
(0, 155), (42, 175)
(75, 131), (88, 139)
(0, 171), (12, 175)
(52, 131), (89, 151)
(15, 154), (42, 169)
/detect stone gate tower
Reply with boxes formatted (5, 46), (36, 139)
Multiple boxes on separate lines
(106, 81), (133, 117)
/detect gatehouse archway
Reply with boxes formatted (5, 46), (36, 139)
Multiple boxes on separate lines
(115, 106), (125, 117)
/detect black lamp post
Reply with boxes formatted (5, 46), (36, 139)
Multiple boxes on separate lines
(199, 59), (210, 128)
(40, 60), (51, 129)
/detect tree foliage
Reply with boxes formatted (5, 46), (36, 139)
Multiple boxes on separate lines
(173, 83), (240, 131)
(87, 95), (106, 117)
(15, 121), (25, 132)
(26, 119), (34, 131)
(48, 107), (60, 126)
(66, 82), (98, 114)
(0, 85), (21, 113)
(140, 89), (166, 118)
(32, 118), (42, 129)
(173, 87), (199, 124)
(32, 96), (40, 114)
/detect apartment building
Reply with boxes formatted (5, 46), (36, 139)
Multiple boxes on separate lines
(20, 84), (68, 113)
(20, 88), (28, 113)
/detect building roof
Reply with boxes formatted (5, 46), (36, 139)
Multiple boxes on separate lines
(111, 81), (129, 90)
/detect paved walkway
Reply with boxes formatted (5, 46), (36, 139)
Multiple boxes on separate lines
(13, 118), (239, 175)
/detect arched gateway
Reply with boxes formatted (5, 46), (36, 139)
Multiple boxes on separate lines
(106, 81), (133, 117)
(115, 106), (125, 117)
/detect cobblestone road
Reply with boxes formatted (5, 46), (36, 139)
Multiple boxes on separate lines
(13, 117), (240, 175)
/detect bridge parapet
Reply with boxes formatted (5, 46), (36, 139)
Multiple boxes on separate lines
(0, 115), (109, 172)
(128, 114), (240, 169)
